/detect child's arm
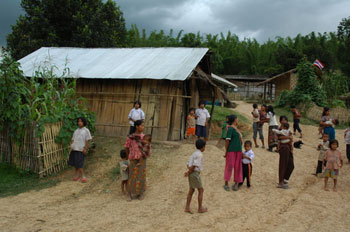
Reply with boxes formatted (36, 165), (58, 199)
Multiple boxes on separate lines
(83, 140), (89, 155)
(242, 155), (251, 160)
(184, 165), (196, 177)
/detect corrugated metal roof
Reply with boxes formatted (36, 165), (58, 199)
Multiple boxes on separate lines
(18, 47), (209, 81)
(211, 73), (238, 88)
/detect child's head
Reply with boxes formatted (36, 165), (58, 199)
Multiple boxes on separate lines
(253, 103), (257, 109)
(279, 115), (288, 124)
(77, 117), (87, 128)
(281, 122), (289, 130)
(120, 149), (127, 160)
(134, 100), (141, 109)
(144, 134), (152, 143)
(334, 119), (339, 125)
(329, 139), (339, 150)
(322, 133), (329, 142)
(290, 105), (296, 109)
(198, 100), (206, 109)
(189, 108), (195, 115)
(227, 114), (238, 125)
(244, 140), (252, 151)
(195, 139), (206, 152)
(322, 107), (330, 116)
(134, 120), (145, 133)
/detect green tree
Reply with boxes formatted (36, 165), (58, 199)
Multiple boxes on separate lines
(337, 16), (350, 76)
(7, 0), (127, 59)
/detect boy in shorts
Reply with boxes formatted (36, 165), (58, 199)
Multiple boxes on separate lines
(184, 139), (207, 214)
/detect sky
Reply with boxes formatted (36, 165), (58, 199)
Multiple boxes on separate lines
(1, 0), (350, 46)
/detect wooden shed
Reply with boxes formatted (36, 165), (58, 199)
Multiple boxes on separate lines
(256, 68), (297, 101)
(18, 47), (229, 141)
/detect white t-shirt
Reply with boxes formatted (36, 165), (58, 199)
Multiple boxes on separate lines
(252, 109), (260, 123)
(242, 149), (255, 164)
(266, 112), (278, 126)
(345, 128), (350, 144)
(71, 127), (92, 151)
(195, 108), (210, 126)
(272, 129), (290, 143)
(128, 108), (145, 126)
(187, 150), (203, 172)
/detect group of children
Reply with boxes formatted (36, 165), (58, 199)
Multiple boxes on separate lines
(186, 101), (211, 143)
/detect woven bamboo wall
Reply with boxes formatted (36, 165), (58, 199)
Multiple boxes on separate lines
(0, 122), (68, 177)
(76, 79), (194, 141)
(300, 104), (350, 123)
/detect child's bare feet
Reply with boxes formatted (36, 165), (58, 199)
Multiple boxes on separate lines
(126, 194), (132, 201)
(184, 208), (193, 214)
(324, 187), (329, 191)
(333, 187), (337, 192)
(198, 207), (208, 213)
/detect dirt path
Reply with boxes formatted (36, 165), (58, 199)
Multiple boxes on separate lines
(1, 101), (349, 232)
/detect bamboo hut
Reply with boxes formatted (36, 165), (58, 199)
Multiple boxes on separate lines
(256, 68), (297, 101)
(18, 47), (231, 141)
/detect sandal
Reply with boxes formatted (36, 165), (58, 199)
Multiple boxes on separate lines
(81, 177), (87, 183)
(232, 184), (238, 191)
(73, 177), (80, 181)
(223, 185), (230, 191)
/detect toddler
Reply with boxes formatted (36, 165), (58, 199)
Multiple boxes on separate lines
(323, 139), (343, 192)
(239, 140), (255, 188)
(119, 149), (129, 195)
(186, 108), (196, 144)
(315, 134), (329, 176)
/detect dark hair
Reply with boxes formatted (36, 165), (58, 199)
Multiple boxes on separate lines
(334, 119), (339, 125)
(144, 134), (152, 142)
(189, 107), (195, 113)
(253, 103), (257, 109)
(267, 105), (275, 116)
(262, 104), (267, 108)
(227, 114), (237, 125)
(322, 107), (330, 117)
(120, 149), (127, 159)
(134, 100), (142, 108)
(195, 139), (206, 150)
(77, 117), (87, 126)
(134, 120), (144, 127)
(198, 100), (206, 107)
(329, 139), (339, 148)
(244, 140), (252, 147)
(282, 122), (289, 129)
(290, 105), (296, 109)
(279, 115), (288, 123)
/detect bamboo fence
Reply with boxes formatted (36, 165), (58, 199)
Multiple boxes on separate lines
(300, 104), (350, 123)
(0, 122), (68, 177)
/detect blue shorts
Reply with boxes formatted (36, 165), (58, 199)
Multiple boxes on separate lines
(195, 125), (207, 138)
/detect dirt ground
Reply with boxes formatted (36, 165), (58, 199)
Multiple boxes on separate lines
(1, 101), (350, 232)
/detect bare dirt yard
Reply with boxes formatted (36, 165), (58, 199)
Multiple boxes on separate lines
(1, 101), (350, 232)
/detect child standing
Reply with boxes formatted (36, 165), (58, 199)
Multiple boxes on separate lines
(186, 108), (196, 144)
(252, 104), (262, 148)
(128, 101), (145, 135)
(315, 134), (329, 176)
(344, 123), (350, 163)
(291, 105), (303, 138)
(239, 140), (255, 188)
(216, 116), (229, 147)
(323, 139), (343, 192)
(195, 101), (211, 141)
(184, 139), (207, 214)
(68, 117), (92, 183)
(119, 149), (129, 195)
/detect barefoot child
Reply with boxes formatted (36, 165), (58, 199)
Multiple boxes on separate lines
(291, 105), (303, 138)
(68, 117), (92, 183)
(119, 149), (129, 194)
(315, 134), (329, 176)
(323, 139), (343, 192)
(184, 139), (207, 214)
(186, 108), (196, 144)
(239, 140), (255, 188)
(345, 123), (350, 163)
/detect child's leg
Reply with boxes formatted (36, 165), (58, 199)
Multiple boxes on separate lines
(333, 179), (337, 192)
(192, 134), (196, 144)
(247, 164), (252, 187)
(74, 168), (79, 178)
(79, 168), (85, 178)
(185, 188), (195, 213)
(324, 177), (329, 191)
(197, 188), (207, 213)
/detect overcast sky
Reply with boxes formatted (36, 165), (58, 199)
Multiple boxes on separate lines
(1, 0), (350, 46)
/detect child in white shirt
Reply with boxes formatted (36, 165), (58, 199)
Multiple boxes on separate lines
(239, 140), (255, 188)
